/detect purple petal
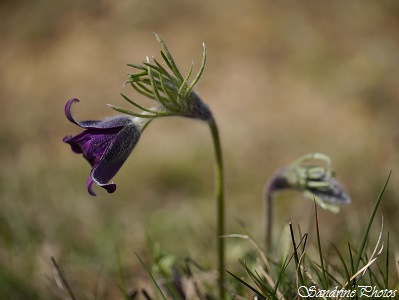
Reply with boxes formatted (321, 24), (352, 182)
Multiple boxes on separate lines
(64, 126), (123, 166)
(86, 176), (97, 196)
(86, 176), (116, 196)
(63, 135), (84, 154)
(63, 99), (141, 196)
(89, 123), (140, 193)
(65, 98), (132, 129)
(309, 178), (351, 205)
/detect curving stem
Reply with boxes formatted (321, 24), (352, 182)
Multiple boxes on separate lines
(265, 187), (274, 253)
(208, 117), (225, 300)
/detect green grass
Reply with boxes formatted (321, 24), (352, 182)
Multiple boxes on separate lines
(126, 174), (397, 299)
(231, 174), (398, 299)
(2, 1), (399, 299)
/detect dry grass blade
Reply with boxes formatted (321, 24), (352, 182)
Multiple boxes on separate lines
(362, 216), (384, 277)
(354, 172), (391, 272)
(223, 235), (272, 281)
(50, 256), (77, 300)
(295, 252), (315, 299)
(343, 236), (384, 287)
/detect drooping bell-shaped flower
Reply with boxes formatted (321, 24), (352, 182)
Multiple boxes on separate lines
(264, 153), (351, 250)
(266, 153), (351, 212)
(63, 98), (141, 196)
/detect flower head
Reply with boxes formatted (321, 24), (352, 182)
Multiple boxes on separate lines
(63, 98), (141, 196)
(109, 33), (213, 122)
(266, 153), (351, 213)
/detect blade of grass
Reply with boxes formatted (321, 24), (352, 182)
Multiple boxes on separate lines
(332, 243), (353, 289)
(246, 265), (274, 296)
(364, 216), (384, 276)
(295, 252), (310, 298)
(222, 234), (272, 280)
(273, 232), (308, 294)
(50, 256), (77, 300)
(183, 259), (207, 300)
(354, 172), (391, 272)
(273, 256), (291, 295)
(226, 270), (267, 300)
(368, 267), (384, 289)
(135, 252), (167, 300)
(349, 242), (355, 276)
(289, 222), (305, 286)
(311, 261), (342, 286)
(314, 201), (328, 289)
(141, 289), (154, 300)
(346, 242), (384, 287)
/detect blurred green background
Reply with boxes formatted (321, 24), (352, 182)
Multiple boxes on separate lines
(1, 0), (399, 298)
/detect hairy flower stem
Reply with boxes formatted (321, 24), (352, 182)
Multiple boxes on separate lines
(208, 117), (225, 300)
(265, 191), (273, 253)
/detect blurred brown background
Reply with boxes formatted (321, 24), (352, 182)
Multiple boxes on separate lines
(1, 0), (399, 298)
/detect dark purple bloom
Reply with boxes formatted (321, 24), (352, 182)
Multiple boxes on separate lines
(63, 98), (141, 196)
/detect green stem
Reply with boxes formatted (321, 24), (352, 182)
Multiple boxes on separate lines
(208, 117), (225, 300)
(265, 190), (273, 252)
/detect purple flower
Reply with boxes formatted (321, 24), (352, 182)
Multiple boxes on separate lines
(63, 98), (141, 196)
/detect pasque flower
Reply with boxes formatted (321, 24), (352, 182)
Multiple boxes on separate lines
(64, 35), (227, 299)
(266, 153), (351, 212)
(63, 98), (141, 196)
(264, 153), (351, 250)
(109, 34), (226, 299)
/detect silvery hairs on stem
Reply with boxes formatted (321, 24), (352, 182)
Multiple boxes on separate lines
(264, 153), (351, 250)
(109, 33), (213, 124)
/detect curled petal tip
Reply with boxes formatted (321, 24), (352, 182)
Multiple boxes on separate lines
(87, 176), (97, 196)
(66, 98), (80, 108)
(65, 98), (81, 125)
(87, 176), (117, 196)
(101, 183), (117, 194)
